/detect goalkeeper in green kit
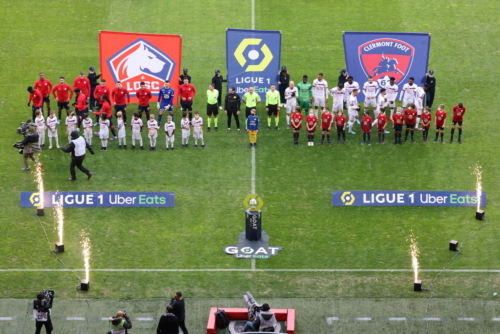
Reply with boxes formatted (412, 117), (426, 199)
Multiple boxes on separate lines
(297, 75), (313, 114)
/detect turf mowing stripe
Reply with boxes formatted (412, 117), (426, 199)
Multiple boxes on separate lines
(2, 268), (500, 272)
(388, 317), (407, 321)
(0, 317), (13, 320)
(457, 318), (475, 321)
(356, 317), (371, 321)
(66, 317), (85, 320)
(424, 317), (441, 321)
(326, 317), (339, 324)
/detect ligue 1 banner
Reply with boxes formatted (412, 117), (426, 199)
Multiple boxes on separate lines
(21, 192), (175, 208)
(99, 31), (182, 104)
(226, 28), (281, 101)
(343, 32), (431, 101)
(332, 191), (486, 207)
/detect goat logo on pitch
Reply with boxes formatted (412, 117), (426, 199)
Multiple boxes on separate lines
(358, 39), (414, 88)
(106, 39), (176, 95)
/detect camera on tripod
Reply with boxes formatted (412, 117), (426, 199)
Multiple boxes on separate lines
(34, 290), (54, 311)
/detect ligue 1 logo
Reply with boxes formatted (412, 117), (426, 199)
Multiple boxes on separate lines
(358, 38), (415, 88)
(106, 38), (176, 93)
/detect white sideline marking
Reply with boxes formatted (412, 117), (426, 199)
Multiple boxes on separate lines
(67, 317), (85, 321)
(356, 317), (371, 321)
(491, 318), (500, 321)
(457, 318), (475, 321)
(137, 317), (153, 321)
(251, 0), (255, 30)
(250, 146), (256, 271)
(0, 317), (13, 321)
(424, 317), (441, 321)
(388, 317), (406, 321)
(101, 317), (109, 321)
(2, 268), (500, 273)
(326, 317), (339, 325)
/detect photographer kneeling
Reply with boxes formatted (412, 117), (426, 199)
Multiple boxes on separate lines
(108, 310), (132, 334)
(241, 303), (278, 333)
(33, 291), (53, 334)
(20, 125), (42, 171)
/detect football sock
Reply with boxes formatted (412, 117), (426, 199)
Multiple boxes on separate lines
(188, 113), (192, 121)
(207, 117), (212, 127)
(275, 117), (279, 126)
(440, 133), (444, 140)
(111, 127), (117, 137)
(349, 121), (353, 132)
(416, 117), (421, 128)
(313, 134), (315, 142)
(458, 128), (462, 138)
(286, 114), (290, 125)
(367, 134), (371, 142)
(268, 118), (271, 126)
(410, 131), (414, 140)
(123, 113), (127, 123)
(435, 132), (439, 140)
(342, 131), (346, 140)
(296, 133), (299, 141)
(321, 135), (325, 142)
(390, 108), (394, 118)
(363, 133), (366, 142)
(58, 111), (62, 120)
(201, 136), (204, 145)
(337, 132), (341, 140)
(405, 130), (409, 140)
(214, 118), (218, 127)
(382, 134), (385, 142)
(158, 114), (163, 125)
(326, 134), (330, 142)
(450, 128), (455, 139)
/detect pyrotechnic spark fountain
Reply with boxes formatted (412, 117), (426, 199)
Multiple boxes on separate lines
(80, 230), (91, 291)
(408, 231), (422, 291)
(472, 164), (485, 220)
(53, 197), (64, 252)
(33, 165), (45, 216)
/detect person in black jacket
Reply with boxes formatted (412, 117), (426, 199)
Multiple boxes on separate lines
(425, 70), (436, 108)
(34, 292), (53, 334)
(20, 125), (42, 171)
(87, 67), (101, 112)
(170, 291), (188, 334)
(156, 306), (179, 334)
(277, 66), (290, 107)
(338, 70), (348, 109)
(212, 69), (227, 109)
(224, 87), (241, 133)
(60, 131), (94, 181)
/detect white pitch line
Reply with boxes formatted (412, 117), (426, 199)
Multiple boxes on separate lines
(250, 142), (256, 271)
(388, 317), (407, 321)
(457, 318), (475, 321)
(2, 268), (500, 273)
(251, 0), (255, 30)
(0, 317), (13, 321)
(424, 317), (441, 321)
(136, 317), (154, 321)
(492, 318), (500, 321)
(101, 317), (109, 321)
(67, 317), (85, 321)
(356, 317), (371, 321)
(326, 317), (339, 325)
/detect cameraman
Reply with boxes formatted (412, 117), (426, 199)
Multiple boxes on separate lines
(33, 292), (53, 334)
(108, 310), (132, 334)
(20, 125), (42, 171)
(242, 303), (278, 333)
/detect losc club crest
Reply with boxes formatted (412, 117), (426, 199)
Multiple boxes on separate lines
(358, 38), (415, 88)
(106, 39), (176, 96)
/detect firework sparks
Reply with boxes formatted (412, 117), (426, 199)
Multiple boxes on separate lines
(80, 230), (91, 282)
(472, 164), (482, 211)
(33, 165), (44, 209)
(53, 196), (64, 244)
(408, 231), (420, 282)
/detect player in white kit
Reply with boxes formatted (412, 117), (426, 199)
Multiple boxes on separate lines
(344, 76), (360, 123)
(164, 115), (176, 151)
(312, 73), (328, 117)
(34, 110), (46, 148)
(328, 83), (346, 113)
(99, 113), (110, 151)
(400, 77), (419, 107)
(116, 111), (126, 149)
(363, 76), (380, 113)
(191, 110), (205, 148)
(284, 81), (298, 129)
(385, 77), (399, 119)
(46, 110), (59, 149)
(82, 113), (93, 146)
(348, 89), (360, 134)
(130, 112), (144, 150)
(180, 112), (191, 148)
(65, 111), (77, 143)
(147, 114), (159, 151)
(414, 85), (426, 130)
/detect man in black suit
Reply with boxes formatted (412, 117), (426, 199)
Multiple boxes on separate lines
(156, 306), (178, 334)
(170, 291), (188, 334)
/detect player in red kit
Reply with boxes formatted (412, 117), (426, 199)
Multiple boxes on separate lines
(179, 78), (197, 121)
(34, 73), (53, 115)
(434, 104), (447, 144)
(306, 108), (318, 146)
(361, 110), (372, 145)
(404, 103), (417, 143)
(335, 109), (347, 144)
(450, 103), (466, 144)
(291, 106), (303, 146)
(72, 88), (88, 130)
(392, 107), (404, 145)
(93, 79), (111, 125)
(377, 107), (388, 144)
(93, 94), (117, 140)
(27, 86), (43, 122)
(136, 81), (152, 125)
(421, 106), (432, 142)
(319, 107), (333, 145)
(73, 71), (91, 101)
(52, 77), (74, 123)
(112, 81), (130, 124)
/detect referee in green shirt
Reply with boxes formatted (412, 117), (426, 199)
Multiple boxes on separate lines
(206, 83), (219, 132)
(243, 86), (261, 131)
(266, 84), (281, 130)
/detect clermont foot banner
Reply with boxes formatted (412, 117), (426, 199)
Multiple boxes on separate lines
(99, 31), (182, 104)
(343, 32), (431, 101)
(226, 29), (281, 101)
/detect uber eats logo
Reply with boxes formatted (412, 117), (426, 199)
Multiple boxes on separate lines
(341, 192), (356, 205)
(234, 39), (273, 72)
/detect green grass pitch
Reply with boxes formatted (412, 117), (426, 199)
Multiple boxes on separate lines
(1, 0), (500, 333)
